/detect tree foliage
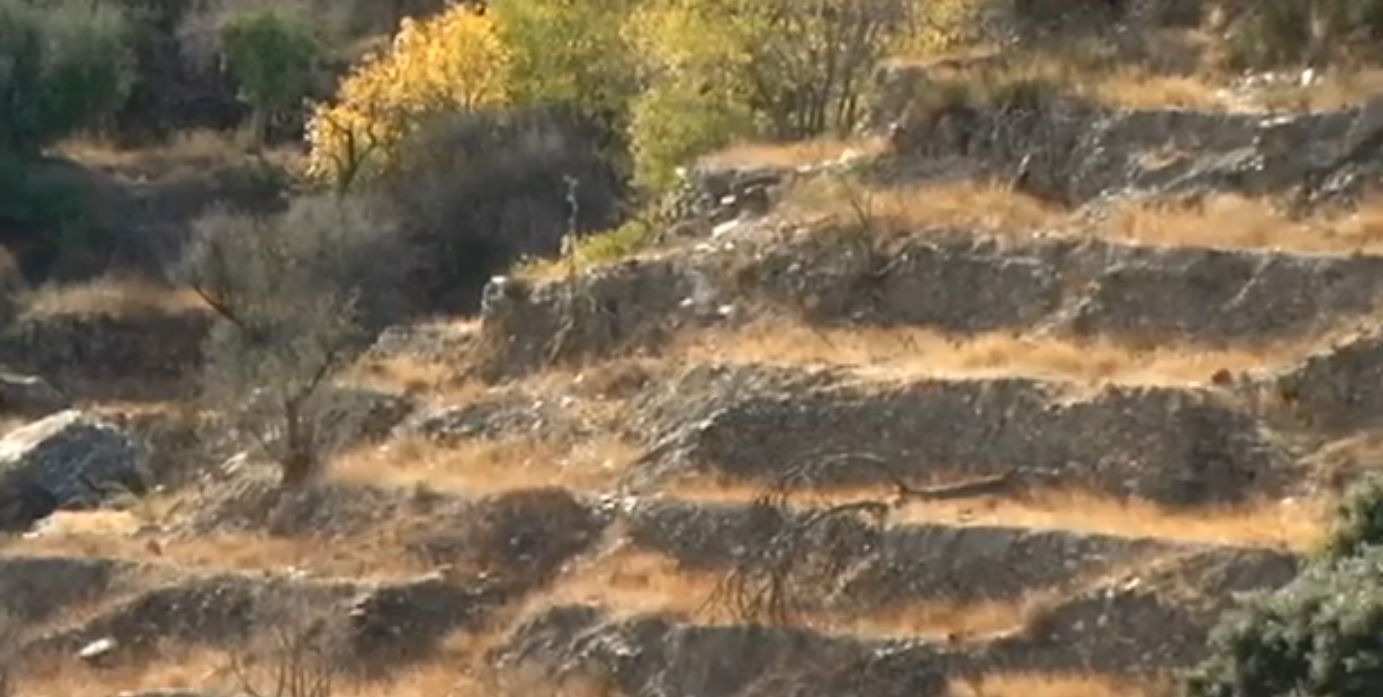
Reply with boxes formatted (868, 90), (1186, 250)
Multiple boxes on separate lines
(219, 9), (320, 146)
(1186, 475), (1383, 697)
(305, 4), (510, 189)
(180, 196), (408, 486)
(1323, 474), (1383, 562)
(1185, 546), (1383, 697)
(490, 0), (641, 140)
(0, 0), (134, 155)
(627, 0), (912, 189)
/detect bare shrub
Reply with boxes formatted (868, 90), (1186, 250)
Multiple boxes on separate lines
(179, 195), (409, 486)
(374, 107), (623, 312)
(231, 600), (338, 697)
(705, 465), (890, 625)
(705, 454), (1040, 625)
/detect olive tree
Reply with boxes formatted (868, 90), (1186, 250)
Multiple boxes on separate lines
(219, 9), (319, 147)
(179, 195), (408, 486)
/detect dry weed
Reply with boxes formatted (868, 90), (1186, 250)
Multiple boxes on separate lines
(784, 178), (1063, 233)
(1105, 193), (1383, 254)
(2, 520), (430, 579)
(674, 321), (1319, 388)
(669, 481), (1326, 552)
(330, 435), (636, 495)
(702, 136), (887, 170)
(21, 275), (206, 319)
(949, 672), (1164, 697)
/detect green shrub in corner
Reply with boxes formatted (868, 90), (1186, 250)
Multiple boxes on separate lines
(0, 0), (134, 155)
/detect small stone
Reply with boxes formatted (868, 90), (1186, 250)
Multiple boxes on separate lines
(78, 637), (118, 664)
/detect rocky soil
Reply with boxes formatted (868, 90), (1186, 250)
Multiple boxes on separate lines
(8, 14), (1383, 697)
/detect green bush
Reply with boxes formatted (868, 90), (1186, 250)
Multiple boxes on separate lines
(627, 0), (912, 192)
(219, 9), (319, 147)
(1185, 545), (1383, 697)
(1323, 474), (1383, 562)
(0, 0), (134, 154)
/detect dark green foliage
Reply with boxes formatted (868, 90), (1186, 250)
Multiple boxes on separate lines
(0, 0), (134, 154)
(1187, 474), (1383, 697)
(1324, 475), (1383, 562)
(1185, 546), (1383, 697)
(0, 155), (107, 281)
(219, 10), (319, 145)
(108, 0), (242, 144)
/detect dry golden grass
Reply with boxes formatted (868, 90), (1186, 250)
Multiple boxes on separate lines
(673, 320), (1320, 388)
(331, 434), (637, 495)
(907, 41), (1229, 112)
(522, 547), (1046, 640)
(702, 135), (887, 170)
(346, 354), (472, 397)
(1, 511), (430, 579)
(22, 275), (206, 319)
(1257, 67), (1383, 112)
(15, 649), (616, 697)
(1105, 193), (1383, 255)
(785, 178), (1064, 234)
(54, 129), (305, 177)
(798, 175), (1383, 257)
(669, 482), (1327, 552)
(949, 672), (1165, 697)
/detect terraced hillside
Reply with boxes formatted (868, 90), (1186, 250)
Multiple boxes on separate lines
(12, 10), (1383, 697)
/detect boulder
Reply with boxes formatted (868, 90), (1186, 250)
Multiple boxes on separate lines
(0, 369), (69, 417)
(0, 410), (146, 530)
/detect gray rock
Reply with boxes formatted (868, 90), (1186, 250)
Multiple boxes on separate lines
(0, 370), (69, 417)
(632, 364), (1285, 506)
(0, 410), (146, 529)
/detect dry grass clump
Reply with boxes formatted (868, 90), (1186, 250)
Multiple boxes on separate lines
(833, 593), (1050, 642)
(55, 129), (304, 177)
(906, 40), (1229, 113)
(949, 672), (1165, 697)
(701, 136), (887, 170)
(330, 435), (637, 495)
(520, 547), (1050, 641)
(669, 481), (1326, 552)
(14, 648), (616, 697)
(2, 510), (430, 579)
(21, 275), (206, 319)
(784, 178), (1064, 234)
(1105, 193), (1383, 255)
(793, 174), (1383, 257)
(674, 320), (1315, 388)
(345, 355), (472, 398)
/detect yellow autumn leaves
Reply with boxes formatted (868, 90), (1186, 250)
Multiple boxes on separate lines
(305, 7), (510, 188)
(305, 0), (987, 193)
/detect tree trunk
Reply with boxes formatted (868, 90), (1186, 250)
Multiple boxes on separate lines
(279, 402), (315, 487)
(248, 107), (268, 152)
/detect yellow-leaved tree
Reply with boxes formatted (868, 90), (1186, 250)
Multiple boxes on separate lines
(306, 4), (510, 190)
